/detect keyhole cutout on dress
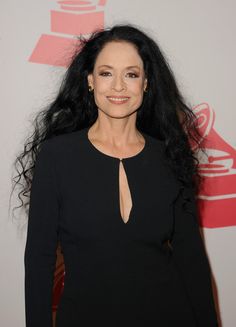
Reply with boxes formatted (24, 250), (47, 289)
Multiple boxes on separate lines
(119, 160), (133, 224)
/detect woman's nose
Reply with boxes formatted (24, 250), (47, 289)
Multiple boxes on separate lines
(111, 76), (126, 92)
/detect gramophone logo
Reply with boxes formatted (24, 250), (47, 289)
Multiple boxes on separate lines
(29, 0), (107, 67)
(191, 103), (236, 228)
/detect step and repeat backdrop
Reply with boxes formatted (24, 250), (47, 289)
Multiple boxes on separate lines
(1, 1), (235, 326)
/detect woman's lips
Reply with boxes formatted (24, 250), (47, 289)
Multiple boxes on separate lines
(107, 96), (130, 105)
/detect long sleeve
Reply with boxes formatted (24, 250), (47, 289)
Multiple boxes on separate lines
(170, 185), (219, 327)
(24, 140), (60, 327)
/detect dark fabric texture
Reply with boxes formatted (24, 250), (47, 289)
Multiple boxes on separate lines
(24, 127), (218, 327)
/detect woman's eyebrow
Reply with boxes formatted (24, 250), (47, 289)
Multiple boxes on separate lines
(97, 65), (141, 70)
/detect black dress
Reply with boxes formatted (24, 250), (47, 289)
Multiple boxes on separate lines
(24, 127), (218, 327)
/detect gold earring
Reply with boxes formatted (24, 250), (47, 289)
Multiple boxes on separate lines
(88, 85), (93, 92)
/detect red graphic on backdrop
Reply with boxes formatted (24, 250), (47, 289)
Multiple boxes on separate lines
(191, 103), (236, 228)
(29, 0), (107, 67)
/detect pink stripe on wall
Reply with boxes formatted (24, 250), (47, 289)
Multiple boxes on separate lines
(198, 197), (236, 228)
(60, 5), (97, 11)
(98, 0), (107, 5)
(29, 34), (78, 67)
(51, 10), (104, 35)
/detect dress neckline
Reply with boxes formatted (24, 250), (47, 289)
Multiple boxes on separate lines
(84, 126), (148, 161)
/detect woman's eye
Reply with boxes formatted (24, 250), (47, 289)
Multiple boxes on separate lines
(99, 72), (111, 76)
(98, 72), (139, 78)
(127, 72), (139, 78)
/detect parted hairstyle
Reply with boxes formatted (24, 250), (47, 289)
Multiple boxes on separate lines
(10, 23), (202, 224)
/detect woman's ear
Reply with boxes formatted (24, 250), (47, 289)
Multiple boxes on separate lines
(144, 78), (148, 91)
(87, 74), (94, 89)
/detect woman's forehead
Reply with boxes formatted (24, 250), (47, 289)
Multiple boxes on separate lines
(94, 41), (144, 69)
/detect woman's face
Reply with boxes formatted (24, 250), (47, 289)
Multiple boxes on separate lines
(87, 41), (147, 118)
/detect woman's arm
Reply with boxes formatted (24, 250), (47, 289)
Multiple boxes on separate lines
(24, 140), (60, 327)
(170, 185), (219, 327)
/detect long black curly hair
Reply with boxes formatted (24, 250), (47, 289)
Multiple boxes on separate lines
(10, 23), (202, 225)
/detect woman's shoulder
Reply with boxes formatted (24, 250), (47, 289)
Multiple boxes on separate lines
(49, 128), (86, 144)
(144, 132), (165, 148)
(143, 132), (166, 159)
(41, 128), (87, 156)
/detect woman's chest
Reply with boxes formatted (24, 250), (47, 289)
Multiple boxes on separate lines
(56, 154), (179, 244)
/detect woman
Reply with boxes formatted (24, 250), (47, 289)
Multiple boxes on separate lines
(13, 24), (218, 326)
